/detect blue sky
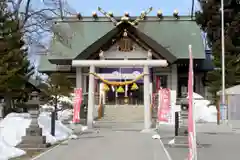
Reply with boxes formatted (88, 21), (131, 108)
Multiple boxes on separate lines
(31, 0), (200, 16)
(68, 0), (199, 16)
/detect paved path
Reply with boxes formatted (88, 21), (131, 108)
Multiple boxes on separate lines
(34, 129), (170, 160)
(159, 123), (240, 160)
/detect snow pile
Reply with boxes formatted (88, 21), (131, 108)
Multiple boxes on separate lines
(192, 93), (217, 123)
(159, 93), (217, 125)
(196, 105), (217, 123)
(41, 103), (54, 109)
(0, 112), (74, 146)
(58, 109), (73, 121)
(58, 95), (74, 105)
(160, 93), (217, 125)
(0, 112), (77, 159)
(40, 95), (74, 110)
(40, 104), (73, 122)
(0, 139), (25, 160)
(40, 95), (74, 122)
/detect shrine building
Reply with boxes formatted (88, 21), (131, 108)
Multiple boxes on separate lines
(38, 11), (213, 106)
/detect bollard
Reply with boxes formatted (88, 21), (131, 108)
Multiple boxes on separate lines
(51, 111), (56, 136)
(175, 112), (179, 136)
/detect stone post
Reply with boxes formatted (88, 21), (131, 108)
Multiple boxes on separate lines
(18, 92), (47, 149)
(87, 65), (95, 128)
(173, 98), (189, 147)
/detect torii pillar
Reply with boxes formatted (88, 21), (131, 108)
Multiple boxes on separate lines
(143, 65), (151, 130)
(143, 50), (152, 130)
(87, 65), (95, 128)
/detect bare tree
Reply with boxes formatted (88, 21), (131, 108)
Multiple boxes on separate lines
(7, 0), (76, 55)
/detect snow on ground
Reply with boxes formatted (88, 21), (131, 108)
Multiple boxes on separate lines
(58, 109), (73, 121)
(0, 139), (25, 160)
(0, 95), (82, 159)
(40, 95), (74, 110)
(0, 111), (77, 160)
(41, 104), (73, 122)
(40, 95), (74, 122)
(58, 95), (74, 105)
(192, 93), (217, 123)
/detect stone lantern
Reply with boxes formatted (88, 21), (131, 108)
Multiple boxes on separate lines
(18, 91), (47, 149)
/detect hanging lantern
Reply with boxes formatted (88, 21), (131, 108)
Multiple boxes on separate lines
(131, 83), (139, 90)
(116, 86), (125, 93)
(103, 84), (110, 91)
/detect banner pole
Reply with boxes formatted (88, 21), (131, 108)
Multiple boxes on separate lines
(188, 45), (197, 160)
(220, 0), (226, 124)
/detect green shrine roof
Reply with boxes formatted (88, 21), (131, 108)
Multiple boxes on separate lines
(38, 16), (205, 72)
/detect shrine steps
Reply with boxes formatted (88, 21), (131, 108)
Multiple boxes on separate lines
(95, 105), (144, 130)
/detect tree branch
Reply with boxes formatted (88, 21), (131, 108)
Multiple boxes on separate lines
(6, 0), (76, 57)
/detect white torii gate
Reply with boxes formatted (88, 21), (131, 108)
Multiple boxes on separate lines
(72, 60), (168, 130)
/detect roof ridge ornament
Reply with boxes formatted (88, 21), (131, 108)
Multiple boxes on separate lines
(97, 7), (153, 27)
(98, 7), (119, 26)
(129, 7), (153, 26)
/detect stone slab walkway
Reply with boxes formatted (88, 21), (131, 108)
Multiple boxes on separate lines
(33, 129), (171, 160)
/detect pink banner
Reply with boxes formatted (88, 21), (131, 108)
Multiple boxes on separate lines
(188, 45), (196, 160)
(158, 88), (171, 122)
(72, 88), (82, 123)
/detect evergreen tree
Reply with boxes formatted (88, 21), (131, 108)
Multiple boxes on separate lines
(0, 1), (34, 111)
(195, 0), (240, 101)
